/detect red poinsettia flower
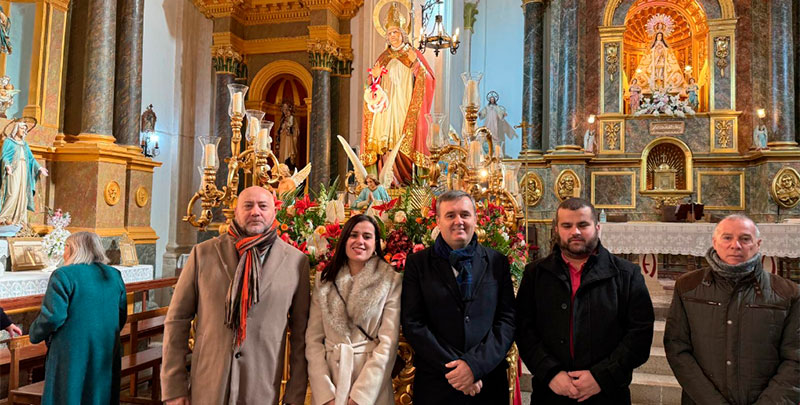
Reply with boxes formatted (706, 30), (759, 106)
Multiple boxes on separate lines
(280, 233), (291, 243)
(294, 194), (317, 215)
(273, 194), (284, 211)
(412, 244), (425, 253)
(428, 197), (437, 218)
(325, 222), (342, 239)
(372, 198), (399, 216)
(298, 241), (309, 254)
(390, 252), (407, 270)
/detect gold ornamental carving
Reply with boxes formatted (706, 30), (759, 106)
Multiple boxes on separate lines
(714, 36), (730, 77)
(104, 181), (121, 206)
(604, 122), (621, 150)
(520, 172), (543, 207)
(307, 39), (340, 71)
(392, 338), (415, 404)
(770, 167), (800, 209)
(555, 169), (581, 201)
(604, 43), (619, 82)
(650, 195), (686, 209)
(714, 119), (733, 148)
(135, 186), (149, 208)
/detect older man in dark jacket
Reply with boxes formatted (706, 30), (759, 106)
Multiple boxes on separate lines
(516, 198), (654, 404)
(402, 190), (516, 404)
(664, 214), (800, 404)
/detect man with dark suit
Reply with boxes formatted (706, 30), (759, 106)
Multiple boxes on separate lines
(401, 190), (516, 404)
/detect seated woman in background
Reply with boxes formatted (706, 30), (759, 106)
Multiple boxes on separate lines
(29, 231), (127, 405)
(306, 214), (402, 405)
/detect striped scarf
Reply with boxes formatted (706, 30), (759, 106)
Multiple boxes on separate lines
(225, 221), (277, 347)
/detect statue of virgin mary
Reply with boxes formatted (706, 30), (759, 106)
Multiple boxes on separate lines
(361, 2), (435, 184)
(630, 16), (687, 94)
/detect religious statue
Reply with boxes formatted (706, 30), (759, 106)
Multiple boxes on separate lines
(353, 174), (391, 210)
(140, 104), (157, 133)
(631, 15), (687, 95)
(361, 1), (435, 184)
(0, 7), (10, 55)
(686, 78), (699, 111)
(628, 78), (642, 114)
(478, 91), (517, 157)
(753, 125), (769, 150)
(0, 76), (18, 119)
(275, 163), (311, 196)
(583, 127), (596, 154)
(278, 102), (299, 165)
(0, 118), (48, 225)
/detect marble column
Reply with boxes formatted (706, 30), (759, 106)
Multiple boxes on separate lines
(794, 0), (800, 144)
(308, 41), (338, 193)
(113, 0), (144, 147)
(555, 0), (580, 151)
(521, 0), (545, 156)
(768, 0), (797, 148)
(310, 69), (331, 193)
(79, 0), (117, 140)
(213, 72), (235, 207)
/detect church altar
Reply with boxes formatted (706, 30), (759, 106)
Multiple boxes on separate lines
(0, 264), (154, 299)
(600, 222), (800, 258)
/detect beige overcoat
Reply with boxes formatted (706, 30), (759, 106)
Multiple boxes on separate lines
(161, 233), (310, 404)
(306, 257), (402, 405)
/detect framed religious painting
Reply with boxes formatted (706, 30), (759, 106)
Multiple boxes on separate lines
(8, 237), (47, 271)
(119, 235), (139, 267)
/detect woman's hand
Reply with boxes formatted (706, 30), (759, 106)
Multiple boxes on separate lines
(5, 323), (21, 337)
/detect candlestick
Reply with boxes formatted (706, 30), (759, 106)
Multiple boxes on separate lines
(466, 80), (478, 106)
(256, 128), (271, 152)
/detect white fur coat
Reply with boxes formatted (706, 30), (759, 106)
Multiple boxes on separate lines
(306, 257), (402, 405)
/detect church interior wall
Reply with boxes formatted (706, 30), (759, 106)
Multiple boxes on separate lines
(141, 0), (212, 278)
(4, 2), (34, 119)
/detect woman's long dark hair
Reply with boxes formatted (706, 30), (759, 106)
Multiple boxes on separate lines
(321, 214), (386, 283)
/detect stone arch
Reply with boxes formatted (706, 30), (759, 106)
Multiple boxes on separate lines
(249, 60), (313, 103)
(602, 0), (734, 27)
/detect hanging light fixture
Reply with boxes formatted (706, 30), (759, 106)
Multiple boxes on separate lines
(418, 13), (460, 56)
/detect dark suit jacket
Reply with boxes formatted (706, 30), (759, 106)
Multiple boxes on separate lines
(401, 244), (516, 405)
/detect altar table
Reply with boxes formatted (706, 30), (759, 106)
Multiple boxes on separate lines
(600, 222), (800, 258)
(0, 264), (154, 299)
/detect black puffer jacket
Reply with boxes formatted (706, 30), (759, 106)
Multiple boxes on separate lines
(515, 243), (655, 404)
(664, 266), (800, 404)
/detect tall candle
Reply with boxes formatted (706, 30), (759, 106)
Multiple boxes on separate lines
(249, 116), (260, 137)
(204, 144), (217, 168)
(256, 128), (271, 152)
(466, 80), (478, 106)
(232, 93), (243, 114)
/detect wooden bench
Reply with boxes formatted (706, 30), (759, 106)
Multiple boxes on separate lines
(7, 336), (43, 405)
(119, 306), (169, 404)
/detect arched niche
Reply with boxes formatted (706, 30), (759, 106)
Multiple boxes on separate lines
(640, 137), (693, 193)
(603, 0), (734, 26)
(249, 60), (313, 104)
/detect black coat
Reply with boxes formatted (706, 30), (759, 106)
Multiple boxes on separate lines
(515, 243), (654, 404)
(401, 244), (516, 405)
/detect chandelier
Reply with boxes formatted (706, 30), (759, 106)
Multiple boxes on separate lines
(418, 2), (460, 57)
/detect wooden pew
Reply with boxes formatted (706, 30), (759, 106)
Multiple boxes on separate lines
(120, 306), (169, 404)
(6, 336), (43, 405)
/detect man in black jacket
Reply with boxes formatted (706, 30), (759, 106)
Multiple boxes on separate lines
(516, 198), (654, 404)
(401, 190), (516, 404)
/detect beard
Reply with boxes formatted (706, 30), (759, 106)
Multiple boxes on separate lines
(235, 218), (269, 236)
(559, 233), (600, 258)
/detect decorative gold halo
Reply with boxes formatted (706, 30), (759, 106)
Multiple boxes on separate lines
(373, 0), (412, 38)
(104, 181), (121, 206)
(2, 116), (38, 139)
(135, 186), (149, 207)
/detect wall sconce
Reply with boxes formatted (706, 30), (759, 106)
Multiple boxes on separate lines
(140, 104), (159, 158)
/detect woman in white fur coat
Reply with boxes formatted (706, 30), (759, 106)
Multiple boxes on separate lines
(306, 214), (402, 405)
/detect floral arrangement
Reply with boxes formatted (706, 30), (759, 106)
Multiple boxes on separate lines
(273, 182), (530, 286)
(42, 208), (71, 264)
(634, 89), (696, 117)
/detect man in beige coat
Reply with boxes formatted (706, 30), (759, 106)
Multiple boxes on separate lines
(162, 186), (310, 404)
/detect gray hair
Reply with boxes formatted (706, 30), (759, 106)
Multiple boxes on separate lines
(436, 190), (476, 215)
(713, 214), (761, 239)
(64, 232), (109, 265)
